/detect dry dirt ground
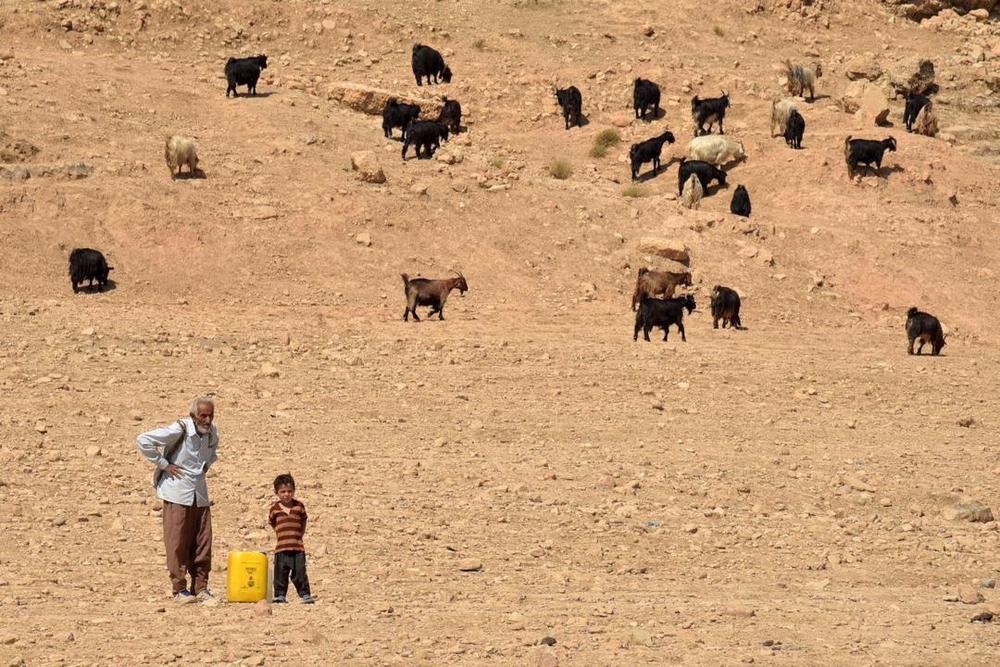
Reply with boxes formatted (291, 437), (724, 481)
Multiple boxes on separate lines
(2, 0), (1000, 665)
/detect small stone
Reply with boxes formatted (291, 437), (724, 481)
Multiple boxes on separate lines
(624, 627), (653, 647)
(35, 422), (47, 434)
(957, 584), (984, 605)
(129, 410), (144, 422)
(244, 655), (264, 666)
(457, 559), (482, 572)
(259, 363), (280, 378)
(971, 611), (994, 623)
(942, 501), (994, 523)
(350, 150), (386, 184)
(85, 446), (102, 457)
(640, 24), (655, 37)
(409, 183), (428, 195)
(51, 516), (67, 527)
(539, 636), (557, 646)
(956, 416), (975, 428)
(80, 327), (95, 336)
(355, 232), (372, 247)
(253, 600), (271, 617)
(720, 606), (756, 618)
(982, 578), (996, 589)
(683, 524), (698, 534)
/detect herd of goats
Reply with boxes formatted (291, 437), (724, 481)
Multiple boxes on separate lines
(64, 44), (948, 357)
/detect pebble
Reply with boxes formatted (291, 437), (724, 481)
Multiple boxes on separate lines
(355, 232), (372, 246)
(957, 584), (983, 605)
(129, 410), (143, 422)
(253, 600), (271, 617)
(35, 422), (48, 434)
(683, 524), (698, 534)
(720, 606), (756, 618)
(85, 446), (102, 457)
(982, 578), (996, 589)
(457, 559), (482, 572)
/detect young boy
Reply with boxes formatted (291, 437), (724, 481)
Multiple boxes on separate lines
(268, 473), (315, 604)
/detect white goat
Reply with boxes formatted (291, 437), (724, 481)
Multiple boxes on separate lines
(680, 174), (703, 210)
(165, 135), (199, 179)
(687, 134), (745, 166)
(784, 59), (822, 101)
(770, 97), (798, 137)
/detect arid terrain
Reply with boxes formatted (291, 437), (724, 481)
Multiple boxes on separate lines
(1, 0), (1000, 665)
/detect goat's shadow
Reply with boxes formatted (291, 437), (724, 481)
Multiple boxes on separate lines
(173, 169), (207, 180)
(854, 164), (905, 180)
(636, 108), (667, 122)
(230, 91), (274, 99)
(74, 279), (118, 294)
(568, 113), (590, 129)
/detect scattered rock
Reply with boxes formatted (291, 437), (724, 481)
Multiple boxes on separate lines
(409, 183), (429, 195)
(971, 611), (994, 623)
(129, 410), (144, 422)
(539, 636), (557, 646)
(355, 232), (372, 247)
(623, 627), (653, 647)
(350, 151), (386, 184)
(857, 84), (891, 126)
(457, 559), (482, 572)
(253, 600), (271, 617)
(956, 416), (976, 428)
(259, 362), (281, 378)
(325, 82), (443, 118)
(35, 422), (47, 434)
(85, 446), (102, 457)
(845, 57), (882, 82)
(637, 237), (690, 265)
(720, 606), (756, 618)
(683, 523), (699, 534)
(640, 24), (655, 37)
(530, 647), (558, 667)
(982, 578), (996, 589)
(957, 584), (984, 605)
(942, 500), (994, 523)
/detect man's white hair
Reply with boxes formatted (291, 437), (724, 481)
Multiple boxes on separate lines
(189, 396), (216, 416)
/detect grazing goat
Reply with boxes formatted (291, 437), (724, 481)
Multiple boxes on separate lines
(412, 44), (452, 86)
(69, 248), (113, 293)
(680, 174), (703, 210)
(382, 98), (421, 139)
(784, 109), (805, 149)
(686, 135), (745, 166)
(165, 135), (198, 179)
(401, 271), (468, 321)
(437, 97), (462, 133)
(634, 294), (697, 342)
(402, 121), (449, 159)
(730, 185), (751, 217)
(844, 136), (897, 178)
(629, 130), (676, 181)
(677, 158), (726, 196)
(710, 285), (742, 329)
(784, 60), (821, 101)
(913, 102), (938, 137)
(903, 92), (930, 133)
(633, 78), (661, 120)
(691, 91), (730, 136)
(770, 98), (798, 137)
(631, 267), (693, 311)
(225, 54), (267, 97)
(555, 86), (583, 130)
(906, 307), (945, 356)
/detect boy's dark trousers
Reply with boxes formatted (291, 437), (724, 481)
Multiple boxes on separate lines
(273, 550), (311, 598)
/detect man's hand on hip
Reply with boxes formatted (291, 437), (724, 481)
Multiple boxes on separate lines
(166, 464), (184, 479)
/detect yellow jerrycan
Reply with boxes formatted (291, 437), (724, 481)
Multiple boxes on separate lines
(227, 551), (268, 603)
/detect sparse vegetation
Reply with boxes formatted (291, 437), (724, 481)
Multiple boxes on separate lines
(713, 25), (724, 37)
(549, 159), (573, 180)
(589, 129), (621, 158)
(473, 38), (486, 50)
(622, 184), (650, 198)
(490, 157), (505, 169)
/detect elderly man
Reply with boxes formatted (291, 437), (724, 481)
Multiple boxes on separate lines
(137, 397), (219, 604)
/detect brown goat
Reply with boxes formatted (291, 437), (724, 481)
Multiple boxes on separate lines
(402, 271), (468, 321)
(631, 267), (693, 311)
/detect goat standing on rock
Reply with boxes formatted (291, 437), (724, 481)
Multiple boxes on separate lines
(402, 272), (468, 321)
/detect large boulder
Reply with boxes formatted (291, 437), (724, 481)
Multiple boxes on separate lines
(883, 0), (997, 20)
(857, 84), (891, 126)
(325, 82), (444, 118)
(637, 237), (690, 265)
(886, 58), (936, 97)
(350, 151), (386, 184)
(845, 56), (883, 82)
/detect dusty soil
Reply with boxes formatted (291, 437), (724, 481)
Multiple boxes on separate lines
(1, 0), (999, 665)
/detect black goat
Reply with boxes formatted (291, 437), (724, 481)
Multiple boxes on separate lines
(710, 286), (742, 330)
(225, 54), (268, 98)
(904, 92), (930, 133)
(437, 97), (462, 133)
(402, 121), (449, 160)
(691, 91), (730, 136)
(730, 185), (751, 217)
(555, 86), (583, 130)
(412, 44), (452, 86)
(784, 109), (805, 149)
(633, 78), (661, 121)
(906, 307), (945, 356)
(69, 248), (113, 293)
(677, 158), (726, 196)
(845, 136), (897, 178)
(402, 272), (468, 321)
(629, 130), (676, 181)
(382, 98), (421, 140)
(634, 294), (696, 342)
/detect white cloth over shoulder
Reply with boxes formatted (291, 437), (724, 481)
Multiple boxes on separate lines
(137, 417), (218, 507)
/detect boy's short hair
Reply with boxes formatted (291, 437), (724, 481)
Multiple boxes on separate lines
(273, 473), (295, 492)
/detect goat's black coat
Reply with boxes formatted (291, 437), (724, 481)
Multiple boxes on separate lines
(906, 307), (945, 355)
(710, 286), (742, 329)
(634, 294), (696, 342)
(437, 97), (462, 133)
(382, 98), (421, 139)
(225, 55), (268, 97)
(69, 248), (113, 293)
(402, 121), (449, 159)
(691, 92), (730, 136)
(784, 109), (805, 149)
(904, 93), (930, 132)
(555, 86), (583, 130)
(677, 159), (726, 196)
(730, 185), (751, 218)
(629, 130), (675, 181)
(845, 136), (897, 177)
(633, 78), (661, 120)
(412, 44), (452, 86)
